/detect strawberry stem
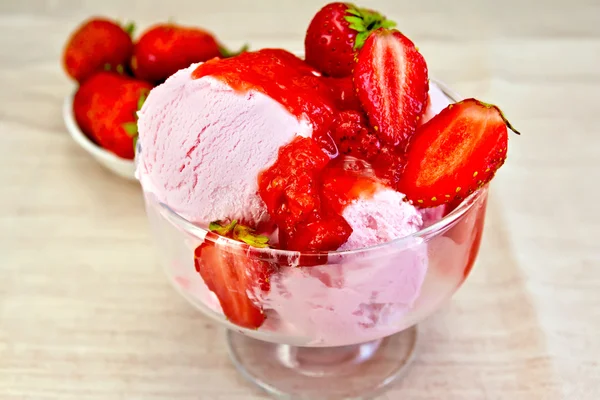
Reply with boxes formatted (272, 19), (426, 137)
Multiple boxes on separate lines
(137, 89), (150, 112)
(344, 5), (397, 49)
(122, 122), (138, 137)
(208, 220), (270, 248)
(233, 225), (270, 248)
(473, 99), (521, 135)
(209, 220), (238, 236)
(123, 21), (135, 37)
(496, 107), (521, 135)
(219, 43), (250, 58)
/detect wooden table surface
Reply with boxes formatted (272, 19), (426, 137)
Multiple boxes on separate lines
(1, 0), (599, 399)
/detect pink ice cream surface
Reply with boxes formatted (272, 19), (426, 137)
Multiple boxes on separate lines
(136, 63), (312, 226)
(137, 62), (451, 234)
(257, 188), (429, 345)
(339, 188), (423, 250)
(141, 68), (455, 345)
(252, 86), (453, 345)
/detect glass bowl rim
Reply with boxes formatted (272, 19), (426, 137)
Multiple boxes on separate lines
(143, 78), (488, 257)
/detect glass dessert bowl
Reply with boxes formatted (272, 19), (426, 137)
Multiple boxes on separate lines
(142, 174), (488, 400)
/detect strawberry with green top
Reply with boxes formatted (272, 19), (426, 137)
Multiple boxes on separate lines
(194, 220), (276, 329)
(398, 99), (520, 208)
(132, 23), (247, 83)
(63, 17), (135, 84)
(304, 2), (396, 77)
(73, 72), (151, 159)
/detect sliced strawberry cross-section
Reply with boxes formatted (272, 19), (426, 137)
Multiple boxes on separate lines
(193, 221), (276, 329)
(398, 98), (520, 208)
(353, 28), (429, 148)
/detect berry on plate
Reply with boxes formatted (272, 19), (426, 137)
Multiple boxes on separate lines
(194, 220), (275, 329)
(354, 28), (429, 148)
(73, 72), (151, 159)
(305, 2), (396, 78)
(398, 98), (520, 208)
(63, 17), (134, 84)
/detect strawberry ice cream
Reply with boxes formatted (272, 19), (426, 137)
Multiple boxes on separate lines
(136, 5), (517, 398)
(339, 188), (423, 250)
(136, 63), (312, 226)
(137, 48), (464, 345)
(136, 55), (450, 238)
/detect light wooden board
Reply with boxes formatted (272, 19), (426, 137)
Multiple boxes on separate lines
(1, 0), (599, 398)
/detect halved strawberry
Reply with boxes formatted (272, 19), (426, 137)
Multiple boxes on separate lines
(63, 18), (134, 84)
(353, 28), (429, 148)
(193, 220), (276, 329)
(398, 99), (520, 208)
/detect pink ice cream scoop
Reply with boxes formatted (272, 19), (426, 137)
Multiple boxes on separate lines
(136, 50), (455, 344)
(136, 60), (451, 246)
(136, 63), (313, 226)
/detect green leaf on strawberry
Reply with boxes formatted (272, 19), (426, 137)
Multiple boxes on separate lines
(209, 220), (238, 236)
(355, 31), (371, 49)
(345, 16), (366, 31)
(232, 224), (270, 248)
(123, 21), (135, 37)
(342, 5), (397, 49)
(137, 89), (149, 111)
(208, 220), (270, 248)
(122, 122), (138, 136)
(219, 43), (250, 58)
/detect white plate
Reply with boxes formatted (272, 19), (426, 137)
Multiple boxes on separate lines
(63, 92), (137, 181)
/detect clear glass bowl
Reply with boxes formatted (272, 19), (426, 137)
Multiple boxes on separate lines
(140, 82), (489, 399)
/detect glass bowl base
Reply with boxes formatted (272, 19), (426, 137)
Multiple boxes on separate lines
(226, 326), (418, 399)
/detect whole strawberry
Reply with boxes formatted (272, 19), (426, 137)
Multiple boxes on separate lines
(304, 2), (396, 77)
(132, 23), (233, 83)
(73, 72), (122, 142)
(63, 18), (134, 84)
(73, 72), (152, 159)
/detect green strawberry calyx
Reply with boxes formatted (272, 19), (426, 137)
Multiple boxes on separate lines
(344, 5), (397, 49)
(103, 63), (125, 75)
(209, 220), (270, 248)
(472, 99), (521, 135)
(122, 21), (136, 37)
(219, 43), (250, 58)
(458, 99), (521, 136)
(209, 220), (238, 236)
(122, 89), (151, 152)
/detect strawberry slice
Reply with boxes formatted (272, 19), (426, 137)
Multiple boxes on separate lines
(398, 99), (520, 208)
(193, 221), (275, 329)
(353, 28), (429, 148)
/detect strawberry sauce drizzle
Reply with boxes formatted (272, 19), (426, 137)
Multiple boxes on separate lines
(193, 49), (384, 251)
(193, 49), (338, 155)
